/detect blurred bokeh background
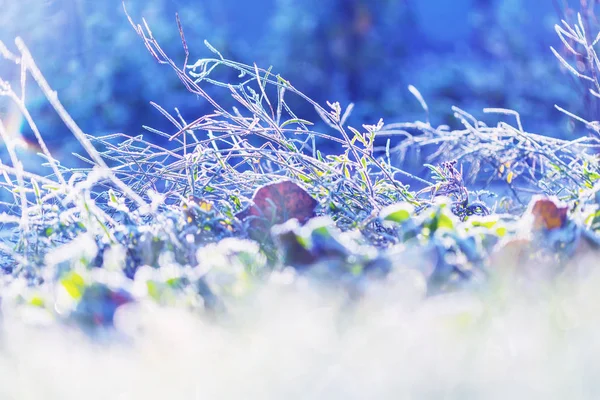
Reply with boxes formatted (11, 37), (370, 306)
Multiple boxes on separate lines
(0, 0), (595, 166)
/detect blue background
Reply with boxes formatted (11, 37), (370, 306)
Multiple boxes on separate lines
(0, 0), (593, 166)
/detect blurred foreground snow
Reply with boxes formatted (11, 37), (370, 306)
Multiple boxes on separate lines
(0, 265), (599, 400)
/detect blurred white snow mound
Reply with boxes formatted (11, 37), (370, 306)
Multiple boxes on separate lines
(0, 268), (599, 400)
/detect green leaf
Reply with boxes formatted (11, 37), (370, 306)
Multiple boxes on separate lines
(297, 173), (312, 183)
(549, 162), (562, 172)
(350, 264), (363, 276)
(437, 212), (454, 230)
(348, 126), (366, 146)
(360, 155), (368, 170)
(108, 189), (118, 205)
(230, 194), (242, 210)
(61, 272), (85, 300)
(32, 179), (41, 206)
(42, 184), (60, 191)
(469, 215), (498, 229)
(280, 118), (314, 128)
(380, 202), (415, 223)
(276, 75), (290, 86)
(166, 277), (183, 288)
(285, 142), (297, 152)
(317, 150), (324, 162)
(343, 164), (351, 179)
(146, 280), (162, 301)
(29, 295), (45, 308)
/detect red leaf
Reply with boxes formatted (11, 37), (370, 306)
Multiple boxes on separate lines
(529, 196), (568, 231)
(236, 180), (317, 231)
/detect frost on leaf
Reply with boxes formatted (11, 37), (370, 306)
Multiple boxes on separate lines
(236, 180), (317, 233)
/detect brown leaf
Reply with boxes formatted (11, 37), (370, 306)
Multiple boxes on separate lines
(529, 196), (568, 231)
(236, 180), (317, 231)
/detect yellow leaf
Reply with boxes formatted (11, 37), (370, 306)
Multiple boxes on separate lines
(199, 200), (213, 212)
(506, 171), (514, 184)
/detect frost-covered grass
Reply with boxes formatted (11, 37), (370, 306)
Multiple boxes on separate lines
(1, 3), (600, 399)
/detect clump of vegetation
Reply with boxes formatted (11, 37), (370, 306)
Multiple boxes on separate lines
(0, 1), (598, 319)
